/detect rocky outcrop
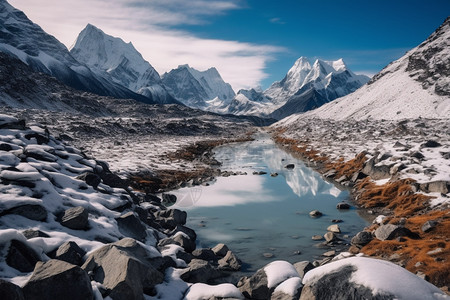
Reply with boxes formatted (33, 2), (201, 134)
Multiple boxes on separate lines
(82, 238), (164, 299)
(22, 260), (93, 300)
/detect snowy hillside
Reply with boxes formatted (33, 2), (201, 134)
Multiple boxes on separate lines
(162, 64), (235, 109)
(279, 17), (450, 122)
(70, 24), (178, 104)
(0, 1), (150, 103)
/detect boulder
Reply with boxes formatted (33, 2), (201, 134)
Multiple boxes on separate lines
(156, 209), (187, 225)
(424, 181), (450, 194)
(300, 257), (446, 300)
(116, 212), (147, 242)
(22, 260), (93, 300)
(179, 259), (222, 284)
(323, 232), (337, 243)
(172, 233), (196, 253)
(336, 202), (350, 209)
(293, 261), (314, 279)
(309, 210), (323, 218)
(218, 250), (241, 271)
(351, 231), (373, 247)
(76, 172), (101, 189)
(327, 224), (341, 233)
(238, 268), (270, 300)
(0, 279), (24, 300)
(362, 157), (392, 180)
(22, 229), (50, 239)
(6, 204), (47, 221)
(285, 164), (295, 169)
(6, 239), (40, 273)
(421, 220), (439, 233)
(170, 225), (197, 241)
(55, 241), (86, 266)
(61, 206), (89, 230)
(421, 140), (441, 148)
(162, 193), (177, 206)
(212, 243), (229, 257)
(350, 171), (367, 183)
(100, 173), (129, 189)
(192, 248), (218, 261)
(82, 238), (164, 299)
(271, 277), (303, 300)
(374, 224), (413, 241)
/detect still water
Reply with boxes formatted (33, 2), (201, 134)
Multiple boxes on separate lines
(172, 131), (368, 273)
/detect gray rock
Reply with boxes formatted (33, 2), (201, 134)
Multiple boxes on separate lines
(61, 206), (89, 230)
(350, 171), (367, 183)
(336, 202), (350, 209)
(335, 175), (347, 183)
(362, 157), (392, 180)
(179, 259), (222, 283)
(238, 268), (270, 300)
(311, 235), (323, 241)
(351, 231), (373, 247)
(421, 220), (439, 233)
(170, 225), (197, 241)
(82, 238), (164, 299)
(55, 241), (86, 266)
(100, 173), (129, 189)
(22, 229), (50, 239)
(427, 181), (449, 194)
(323, 169), (336, 178)
(156, 209), (187, 225)
(172, 233), (196, 253)
(327, 224), (341, 233)
(5, 204), (47, 221)
(293, 261), (314, 279)
(6, 239), (40, 273)
(162, 193), (177, 206)
(192, 248), (217, 261)
(76, 172), (101, 189)
(300, 265), (394, 300)
(218, 250), (241, 271)
(411, 151), (425, 160)
(116, 212), (147, 242)
(309, 210), (323, 218)
(212, 243), (229, 257)
(422, 140), (441, 148)
(324, 232), (337, 243)
(0, 279), (24, 300)
(285, 164), (295, 169)
(22, 260), (93, 300)
(271, 278), (302, 300)
(374, 224), (413, 241)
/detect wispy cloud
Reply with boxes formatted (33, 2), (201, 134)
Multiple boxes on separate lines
(269, 18), (286, 25)
(8, 0), (283, 91)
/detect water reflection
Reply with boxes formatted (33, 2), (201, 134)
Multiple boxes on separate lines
(172, 131), (342, 208)
(171, 131), (368, 273)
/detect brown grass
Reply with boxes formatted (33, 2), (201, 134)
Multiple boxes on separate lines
(355, 178), (431, 216)
(326, 152), (367, 178)
(362, 210), (450, 287)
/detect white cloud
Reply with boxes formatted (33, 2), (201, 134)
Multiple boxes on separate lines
(8, 0), (284, 91)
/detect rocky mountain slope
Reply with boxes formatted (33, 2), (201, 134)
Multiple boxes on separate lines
(70, 24), (178, 105)
(279, 17), (450, 121)
(0, 0), (154, 104)
(213, 57), (369, 119)
(162, 64), (236, 109)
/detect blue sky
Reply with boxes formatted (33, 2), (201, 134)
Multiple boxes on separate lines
(9, 0), (450, 90)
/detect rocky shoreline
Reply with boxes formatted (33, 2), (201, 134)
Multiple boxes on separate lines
(270, 118), (450, 293)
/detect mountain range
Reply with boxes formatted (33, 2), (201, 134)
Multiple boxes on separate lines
(278, 17), (450, 124)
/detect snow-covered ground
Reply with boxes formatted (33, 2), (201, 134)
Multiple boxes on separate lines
(273, 118), (450, 207)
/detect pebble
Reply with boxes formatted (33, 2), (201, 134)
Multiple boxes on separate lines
(263, 253), (274, 258)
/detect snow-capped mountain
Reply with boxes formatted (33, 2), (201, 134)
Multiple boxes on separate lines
(278, 17), (450, 123)
(0, 0), (151, 103)
(212, 57), (369, 119)
(162, 64), (235, 108)
(266, 57), (369, 119)
(70, 24), (178, 104)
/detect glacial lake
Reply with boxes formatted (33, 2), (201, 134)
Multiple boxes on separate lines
(171, 131), (368, 274)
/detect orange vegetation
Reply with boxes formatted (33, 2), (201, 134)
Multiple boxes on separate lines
(362, 210), (450, 287)
(326, 152), (367, 178)
(272, 135), (329, 163)
(355, 178), (431, 216)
